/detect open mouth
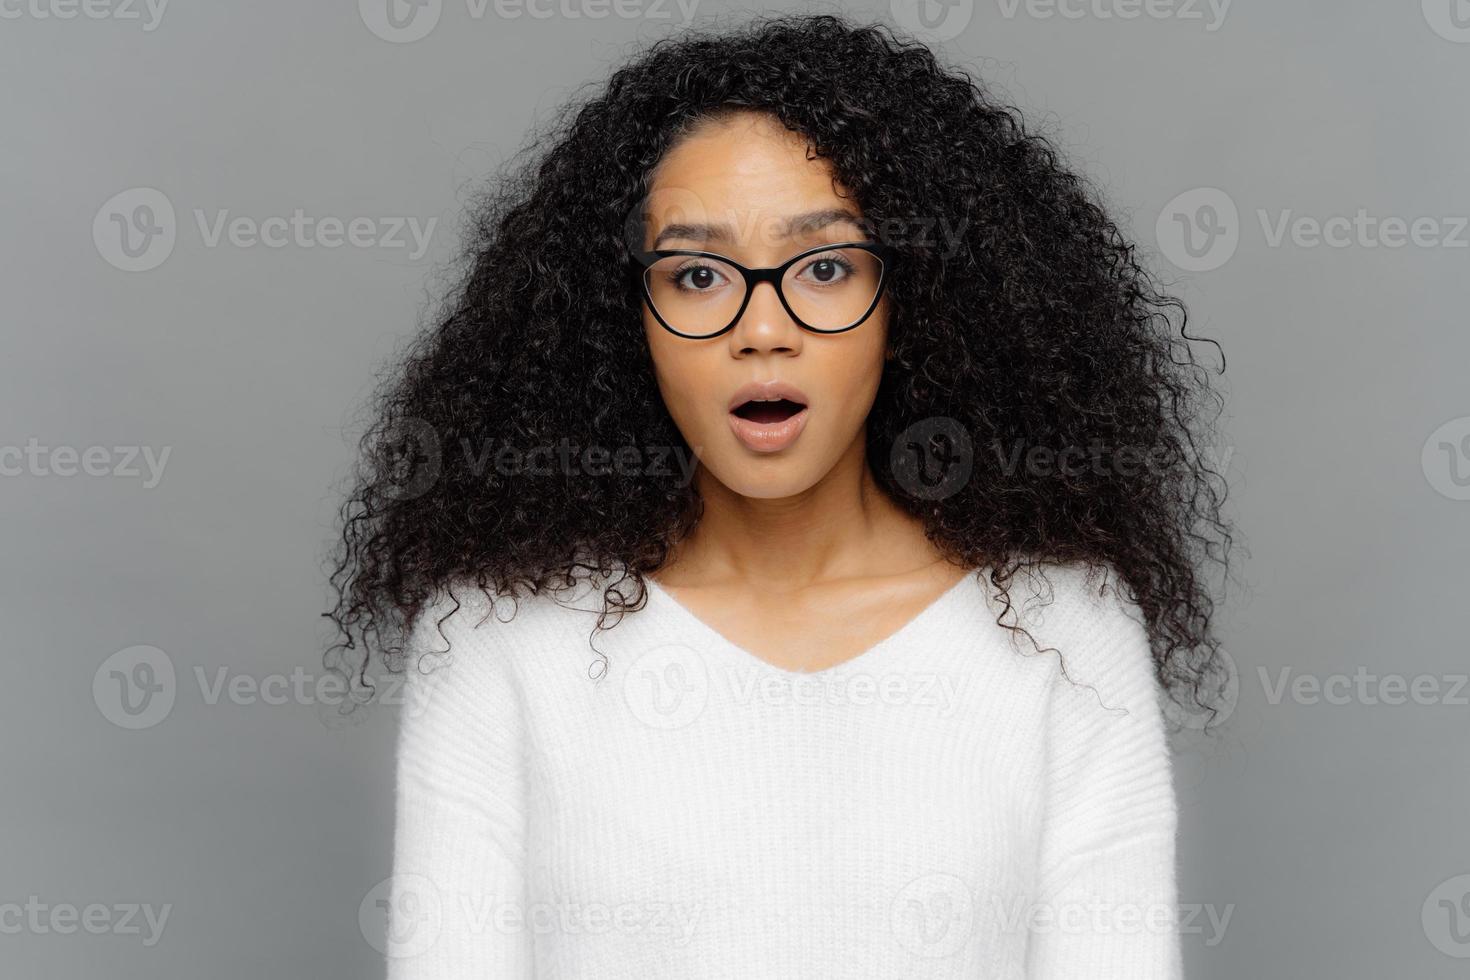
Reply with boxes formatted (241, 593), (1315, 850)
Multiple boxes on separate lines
(731, 398), (807, 424)
(726, 381), (811, 452)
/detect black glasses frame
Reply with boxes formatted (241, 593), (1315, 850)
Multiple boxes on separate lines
(630, 240), (898, 340)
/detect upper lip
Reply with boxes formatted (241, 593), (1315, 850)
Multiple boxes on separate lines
(727, 379), (810, 413)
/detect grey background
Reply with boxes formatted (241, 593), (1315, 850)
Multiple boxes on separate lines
(3, 1), (1468, 977)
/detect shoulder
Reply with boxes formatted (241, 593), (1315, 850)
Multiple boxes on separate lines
(1003, 560), (1158, 709)
(1008, 560), (1145, 633)
(393, 581), (548, 821)
(401, 568), (621, 678)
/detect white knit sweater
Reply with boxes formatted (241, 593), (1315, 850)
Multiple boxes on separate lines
(383, 562), (1182, 979)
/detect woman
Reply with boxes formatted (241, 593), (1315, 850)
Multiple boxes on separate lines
(326, 13), (1232, 978)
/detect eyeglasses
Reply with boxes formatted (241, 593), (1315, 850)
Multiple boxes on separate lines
(631, 240), (896, 339)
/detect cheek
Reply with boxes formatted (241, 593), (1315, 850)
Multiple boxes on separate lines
(824, 343), (886, 436)
(643, 318), (711, 430)
(823, 315), (889, 415)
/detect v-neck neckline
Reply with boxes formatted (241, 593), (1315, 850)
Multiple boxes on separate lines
(641, 567), (980, 679)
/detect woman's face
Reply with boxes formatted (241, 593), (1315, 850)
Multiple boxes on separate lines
(638, 110), (890, 500)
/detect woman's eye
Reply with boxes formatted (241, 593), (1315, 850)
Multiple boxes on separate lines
(796, 255), (855, 285)
(673, 263), (728, 291)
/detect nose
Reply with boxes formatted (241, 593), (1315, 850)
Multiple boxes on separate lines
(727, 279), (802, 356)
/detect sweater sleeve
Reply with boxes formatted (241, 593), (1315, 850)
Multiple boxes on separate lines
(1025, 575), (1183, 980)
(384, 588), (534, 978)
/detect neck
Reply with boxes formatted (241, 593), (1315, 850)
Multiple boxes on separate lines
(660, 430), (942, 590)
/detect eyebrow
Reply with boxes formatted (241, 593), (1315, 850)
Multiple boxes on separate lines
(650, 207), (865, 250)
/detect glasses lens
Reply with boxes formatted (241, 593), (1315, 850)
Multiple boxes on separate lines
(781, 246), (885, 331)
(643, 254), (746, 337)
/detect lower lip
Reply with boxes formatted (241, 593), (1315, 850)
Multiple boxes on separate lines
(727, 406), (810, 453)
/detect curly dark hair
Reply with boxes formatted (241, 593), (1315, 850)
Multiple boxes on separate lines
(324, 12), (1237, 731)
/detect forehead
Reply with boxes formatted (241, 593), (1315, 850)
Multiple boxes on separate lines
(652, 110), (825, 182)
(644, 111), (864, 249)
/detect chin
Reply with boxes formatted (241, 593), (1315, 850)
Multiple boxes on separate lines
(703, 452), (825, 501)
